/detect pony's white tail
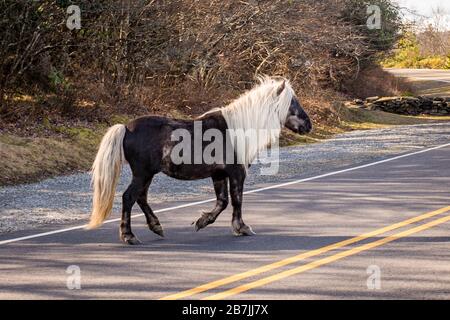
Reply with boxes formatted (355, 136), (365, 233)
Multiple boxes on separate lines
(87, 124), (126, 229)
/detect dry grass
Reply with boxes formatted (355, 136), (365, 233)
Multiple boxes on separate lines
(0, 135), (92, 185)
(343, 66), (414, 98)
(341, 105), (450, 129)
(0, 125), (105, 185)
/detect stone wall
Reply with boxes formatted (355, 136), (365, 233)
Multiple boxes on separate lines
(352, 96), (450, 116)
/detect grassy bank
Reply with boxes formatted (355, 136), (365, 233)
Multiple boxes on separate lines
(0, 125), (102, 185)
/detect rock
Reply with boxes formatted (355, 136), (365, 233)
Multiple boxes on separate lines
(365, 96), (379, 103)
(348, 95), (450, 117)
(344, 101), (356, 107)
(373, 97), (400, 104)
(401, 96), (420, 101)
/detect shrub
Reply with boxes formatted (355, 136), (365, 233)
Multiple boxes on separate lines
(0, 0), (403, 126)
(382, 32), (450, 70)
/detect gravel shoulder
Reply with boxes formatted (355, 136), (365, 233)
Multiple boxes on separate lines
(1, 122), (450, 234)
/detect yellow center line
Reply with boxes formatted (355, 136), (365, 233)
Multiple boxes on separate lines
(160, 205), (450, 300)
(205, 213), (450, 300)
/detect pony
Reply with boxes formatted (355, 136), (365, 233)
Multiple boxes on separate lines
(87, 76), (312, 244)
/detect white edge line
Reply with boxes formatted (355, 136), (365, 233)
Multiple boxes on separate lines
(1, 142), (450, 246)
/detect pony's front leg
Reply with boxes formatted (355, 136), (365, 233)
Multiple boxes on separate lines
(194, 176), (229, 231)
(120, 177), (146, 245)
(229, 170), (255, 236)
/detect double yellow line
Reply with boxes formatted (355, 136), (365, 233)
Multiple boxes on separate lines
(160, 205), (450, 300)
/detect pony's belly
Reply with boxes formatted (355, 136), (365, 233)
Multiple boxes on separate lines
(162, 164), (224, 180)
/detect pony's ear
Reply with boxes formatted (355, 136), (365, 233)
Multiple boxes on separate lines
(276, 80), (285, 96)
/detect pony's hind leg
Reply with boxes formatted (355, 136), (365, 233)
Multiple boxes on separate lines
(136, 176), (164, 237)
(194, 175), (229, 231)
(229, 169), (255, 236)
(120, 176), (147, 245)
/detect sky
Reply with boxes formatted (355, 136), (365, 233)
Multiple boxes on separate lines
(393, 0), (450, 29)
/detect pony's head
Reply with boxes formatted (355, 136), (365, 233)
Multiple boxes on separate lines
(275, 80), (312, 135)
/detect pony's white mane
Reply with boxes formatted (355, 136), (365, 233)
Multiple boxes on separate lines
(203, 76), (294, 169)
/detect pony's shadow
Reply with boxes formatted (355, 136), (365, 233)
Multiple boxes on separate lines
(111, 226), (450, 253)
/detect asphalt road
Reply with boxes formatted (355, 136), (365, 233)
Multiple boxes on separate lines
(386, 68), (450, 84)
(1, 140), (450, 299)
(386, 68), (450, 97)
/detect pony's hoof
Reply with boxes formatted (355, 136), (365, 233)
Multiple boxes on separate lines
(194, 214), (214, 232)
(232, 225), (255, 236)
(150, 224), (164, 237)
(120, 234), (142, 245)
(194, 218), (207, 232)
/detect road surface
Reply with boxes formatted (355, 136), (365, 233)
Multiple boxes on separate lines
(1, 124), (450, 299)
(386, 68), (450, 84)
(386, 68), (450, 96)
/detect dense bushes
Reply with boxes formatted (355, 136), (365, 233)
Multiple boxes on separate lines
(341, 0), (402, 53)
(382, 31), (450, 69)
(0, 0), (403, 127)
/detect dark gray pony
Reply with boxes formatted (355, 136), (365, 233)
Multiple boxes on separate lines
(87, 76), (312, 244)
